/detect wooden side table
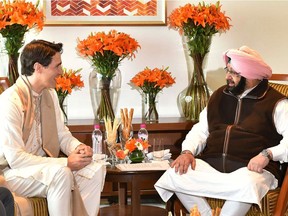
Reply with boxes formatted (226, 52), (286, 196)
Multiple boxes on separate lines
(99, 166), (168, 216)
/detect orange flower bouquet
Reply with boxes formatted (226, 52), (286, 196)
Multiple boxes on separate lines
(116, 138), (150, 163)
(130, 67), (175, 122)
(0, 0), (45, 84)
(168, 1), (231, 121)
(55, 68), (84, 122)
(77, 30), (140, 121)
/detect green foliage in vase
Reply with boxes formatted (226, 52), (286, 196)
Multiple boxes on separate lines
(168, 1), (231, 56)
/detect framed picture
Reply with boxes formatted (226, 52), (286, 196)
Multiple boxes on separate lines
(43, 0), (166, 26)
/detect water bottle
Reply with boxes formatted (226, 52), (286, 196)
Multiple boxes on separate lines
(92, 124), (103, 155)
(138, 123), (149, 158)
(138, 123), (148, 141)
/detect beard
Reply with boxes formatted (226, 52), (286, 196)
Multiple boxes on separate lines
(226, 76), (246, 95)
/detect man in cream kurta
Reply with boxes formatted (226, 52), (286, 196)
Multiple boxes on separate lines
(0, 40), (106, 216)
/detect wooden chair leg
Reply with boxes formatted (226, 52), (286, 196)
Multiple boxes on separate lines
(166, 194), (189, 216)
(166, 194), (175, 214)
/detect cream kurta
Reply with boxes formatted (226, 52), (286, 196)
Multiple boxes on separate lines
(0, 82), (102, 188)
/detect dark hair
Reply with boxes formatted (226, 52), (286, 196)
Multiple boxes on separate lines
(20, 40), (63, 76)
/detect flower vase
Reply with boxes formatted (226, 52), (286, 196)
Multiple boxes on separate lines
(142, 92), (159, 122)
(129, 149), (145, 163)
(58, 95), (68, 124)
(89, 68), (121, 122)
(178, 36), (212, 121)
(3, 33), (25, 85)
(8, 53), (19, 85)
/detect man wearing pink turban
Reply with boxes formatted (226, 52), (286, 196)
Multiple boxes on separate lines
(155, 46), (288, 215)
(224, 45), (272, 80)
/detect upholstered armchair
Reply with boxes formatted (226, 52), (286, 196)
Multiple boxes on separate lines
(166, 74), (288, 216)
(0, 77), (9, 94)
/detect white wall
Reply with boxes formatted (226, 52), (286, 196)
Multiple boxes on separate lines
(1, 0), (288, 120)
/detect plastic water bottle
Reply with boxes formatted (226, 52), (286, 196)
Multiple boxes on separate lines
(138, 123), (148, 141)
(92, 124), (102, 155)
(138, 123), (149, 158)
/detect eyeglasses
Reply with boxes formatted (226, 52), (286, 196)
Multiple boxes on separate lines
(224, 67), (241, 77)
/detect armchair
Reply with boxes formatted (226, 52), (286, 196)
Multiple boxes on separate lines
(0, 77), (10, 94)
(166, 74), (288, 216)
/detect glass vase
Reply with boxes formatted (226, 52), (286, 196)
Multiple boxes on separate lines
(142, 92), (159, 122)
(178, 36), (212, 121)
(89, 68), (121, 122)
(58, 94), (68, 124)
(104, 139), (122, 167)
(3, 34), (25, 85)
(8, 53), (19, 85)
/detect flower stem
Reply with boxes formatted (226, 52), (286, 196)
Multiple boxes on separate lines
(181, 52), (211, 121)
(8, 53), (19, 85)
(145, 93), (159, 122)
(97, 78), (115, 120)
(58, 94), (68, 121)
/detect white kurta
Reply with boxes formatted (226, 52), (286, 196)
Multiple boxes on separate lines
(155, 89), (288, 208)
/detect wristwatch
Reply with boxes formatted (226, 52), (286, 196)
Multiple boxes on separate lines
(260, 149), (272, 160)
(181, 150), (193, 156)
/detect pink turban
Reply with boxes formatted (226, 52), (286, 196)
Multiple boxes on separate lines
(223, 46), (272, 80)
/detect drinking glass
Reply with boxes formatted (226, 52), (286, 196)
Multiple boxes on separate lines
(153, 138), (164, 161)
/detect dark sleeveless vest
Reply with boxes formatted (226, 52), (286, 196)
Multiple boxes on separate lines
(198, 79), (287, 184)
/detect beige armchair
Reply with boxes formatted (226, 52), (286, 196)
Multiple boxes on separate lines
(166, 74), (288, 216)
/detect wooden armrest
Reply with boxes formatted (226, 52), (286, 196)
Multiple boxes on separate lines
(274, 168), (288, 216)
(0, 77), (10, 90)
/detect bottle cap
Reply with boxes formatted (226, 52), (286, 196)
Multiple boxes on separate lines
(94, 124), (100, 129)
(140, 123), (146, 128)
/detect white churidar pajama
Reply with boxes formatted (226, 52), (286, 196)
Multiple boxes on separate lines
(5, 162), (105, 216)
(155, 159), (276, 215)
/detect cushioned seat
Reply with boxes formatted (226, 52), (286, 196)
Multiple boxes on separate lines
(28, 198), (48, 216)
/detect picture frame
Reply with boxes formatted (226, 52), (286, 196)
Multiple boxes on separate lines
(43, 0), (166, 26)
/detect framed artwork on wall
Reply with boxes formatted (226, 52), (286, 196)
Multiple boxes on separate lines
(43, 0), (166, 26)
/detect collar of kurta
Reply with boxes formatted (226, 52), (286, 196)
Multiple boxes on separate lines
(15, 76), (60, 157)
